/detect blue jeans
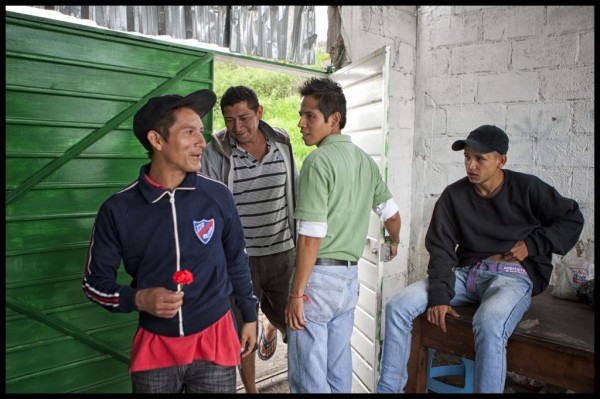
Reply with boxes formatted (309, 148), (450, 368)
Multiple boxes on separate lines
(376, 263), (533, 393)
(287, 265), (360, 393)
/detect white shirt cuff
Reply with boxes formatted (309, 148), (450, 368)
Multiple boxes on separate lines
(373, 198), (399, 222)
(298, 220), (327, 238)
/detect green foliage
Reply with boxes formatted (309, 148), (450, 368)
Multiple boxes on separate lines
(212, 50), (331, 169)
(315, 50), (333, 71)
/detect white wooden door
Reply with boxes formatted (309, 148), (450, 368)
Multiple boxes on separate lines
(331, 46), (391, 393)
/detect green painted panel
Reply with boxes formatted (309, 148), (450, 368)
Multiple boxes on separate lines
(6, 56), (208, 98)
(6, 317), (66, 348)
(6, 187), (127, 219)
(5, 159), (52, 185)
(88, 322), (139, 352)
(6, 158), (143, 187)
(6, 336), (111, 380)
(52, 304), (138, 336)
(7, 269), (134, 311)
(73, 376), (132, 393)
(8, 250), (129, 279)
(83, 130), (147, 156)
(7, 277), (92, 310)
(6, 121), (209, 158)
(6, 125), (130, 155)
(6, 217), (95, 251)
(5, 356), (131, 393)
(45, 158), (143, 184)
(5, 249), (133, 288)
(6, 19), (213, 78)
(6, 91), (139, 124)
(6, 292), (136, 352)
(6, 10), (214, 393)
(6, 92), (214, 138)
(5, 306), (19, 317)
(5, 248), (88, 285)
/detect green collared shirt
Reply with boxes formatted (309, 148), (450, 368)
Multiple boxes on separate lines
(295, 134), (392, 260)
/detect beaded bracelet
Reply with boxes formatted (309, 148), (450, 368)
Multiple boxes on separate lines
(289, 293), (311, 303)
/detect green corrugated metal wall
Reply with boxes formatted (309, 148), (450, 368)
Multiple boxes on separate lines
(5, 11), (215, 393)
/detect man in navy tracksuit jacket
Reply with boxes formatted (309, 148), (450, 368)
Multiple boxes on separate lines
(82, 89), (257, 393)
(83, 164), (256, 335)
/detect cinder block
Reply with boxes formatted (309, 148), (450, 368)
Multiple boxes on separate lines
(431, 13), (479, 47)
(572, 101), (594, 134)
(547, 6), (594, 35)
(506, 102), (571, 136)
(541, 67), (594, 101)
(483, 6), (544, 40)
(477, 72), (538, 103)
(449, 42), (510, 74)
(512, 35), (578, 70)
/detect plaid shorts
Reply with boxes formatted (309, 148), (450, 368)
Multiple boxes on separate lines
(131, 359), (236, 393)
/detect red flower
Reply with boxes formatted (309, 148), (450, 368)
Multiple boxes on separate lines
(173, 269), (194, 286)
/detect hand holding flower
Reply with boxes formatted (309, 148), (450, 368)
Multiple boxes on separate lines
(172, 269), (194, 293)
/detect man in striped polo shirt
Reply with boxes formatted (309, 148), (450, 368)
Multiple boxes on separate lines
(201, 86), (298, 393)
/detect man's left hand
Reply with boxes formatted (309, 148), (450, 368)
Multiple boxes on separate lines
(240, 321), (258, 358)
(504, 240), (528, 262)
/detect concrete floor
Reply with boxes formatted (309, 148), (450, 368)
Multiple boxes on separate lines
(236, 317), (289, 394)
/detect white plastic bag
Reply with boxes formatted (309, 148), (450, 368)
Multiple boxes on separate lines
(551, 262), (594, 301)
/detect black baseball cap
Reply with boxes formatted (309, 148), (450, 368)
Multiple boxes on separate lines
(133, 89), (217, 150)
(451, 125), (509, 155)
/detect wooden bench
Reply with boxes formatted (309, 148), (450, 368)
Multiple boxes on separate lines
(405, 287), (595, 393)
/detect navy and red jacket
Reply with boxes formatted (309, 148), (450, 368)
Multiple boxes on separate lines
(82, 163), (257, 337)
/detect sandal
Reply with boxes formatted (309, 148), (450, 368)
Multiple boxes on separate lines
(257, 323), (277, 361)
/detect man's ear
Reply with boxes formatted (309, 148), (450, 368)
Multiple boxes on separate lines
(498, 153), (507, 168)
(329, 111), (341, 130)
(147, 130), (163, 151)
(257, 104), (264, 120)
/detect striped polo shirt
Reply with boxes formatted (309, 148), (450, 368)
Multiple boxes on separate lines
(231, 136), (295, 257)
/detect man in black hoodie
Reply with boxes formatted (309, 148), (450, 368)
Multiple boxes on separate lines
(376, 125), (584, 393)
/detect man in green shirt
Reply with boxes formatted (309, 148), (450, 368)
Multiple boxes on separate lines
(285, 77), (401, 393)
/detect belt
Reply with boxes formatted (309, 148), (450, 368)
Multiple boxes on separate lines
(315, 258), (358, 266)
(465, 259), (529, 293)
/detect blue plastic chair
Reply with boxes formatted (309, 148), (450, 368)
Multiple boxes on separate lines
(426, 348), (475, 393)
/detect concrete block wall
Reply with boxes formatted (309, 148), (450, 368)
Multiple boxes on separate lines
(340, 6), (594, 295)
(413, 5), (594, 283)
(340, 6), (418, 303)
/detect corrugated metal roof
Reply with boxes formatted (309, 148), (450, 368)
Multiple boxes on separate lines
(30, 5), (316, 65)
